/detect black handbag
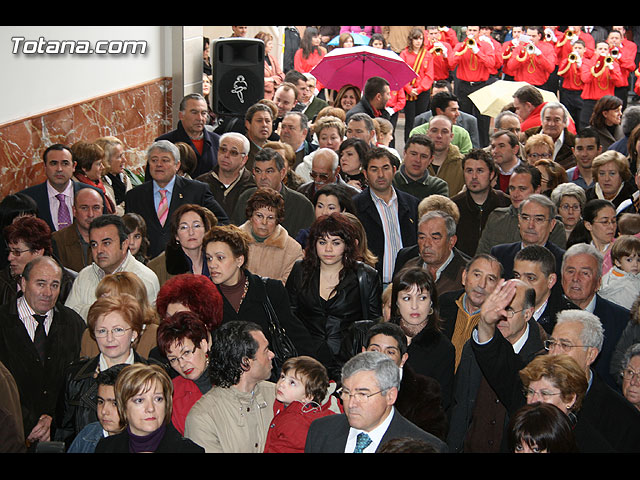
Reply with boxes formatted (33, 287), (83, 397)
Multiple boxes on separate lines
(261, 277), (298, 373)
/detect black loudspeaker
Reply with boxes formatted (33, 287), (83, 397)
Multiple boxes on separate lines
(212, 38), (264, 117)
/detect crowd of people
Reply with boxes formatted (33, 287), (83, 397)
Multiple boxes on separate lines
(2, 25), (640, 454)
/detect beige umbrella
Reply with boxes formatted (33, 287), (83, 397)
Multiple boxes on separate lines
(468, 80), (559, 117)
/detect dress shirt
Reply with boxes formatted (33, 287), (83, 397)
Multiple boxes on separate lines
(344, 407), (395, 453)
(153, 176), (177, 212)
(17, 295), (53, 340)
(370, 189), (402, 285)
(47, 180), (74, 231)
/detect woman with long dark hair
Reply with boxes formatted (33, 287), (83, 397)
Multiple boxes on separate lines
(286, 213), (381, 380)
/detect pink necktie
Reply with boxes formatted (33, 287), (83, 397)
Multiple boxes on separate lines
(56, 193), (71, 230)
(157, 189), (168, 226)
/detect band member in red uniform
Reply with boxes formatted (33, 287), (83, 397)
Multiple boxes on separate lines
(450, 26), (496, 148)
(502, 26), (524, 81)
(480, 26), (503, 79)
(506, 26), (556, 88)
(607, 28), (637, 108)
(558, 40), (586, 128)
(556, 26), (595, 64)
(436, 26), (459, 48)
(579, 41), (624, 130)
(426, 26), (453, 82)
(400, 27), (435, 142)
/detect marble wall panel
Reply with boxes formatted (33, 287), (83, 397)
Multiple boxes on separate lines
(0, 77), (172, 200)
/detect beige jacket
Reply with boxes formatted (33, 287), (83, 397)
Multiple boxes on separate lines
(240, 222), (303, 284)
(184, 381), (276, 453)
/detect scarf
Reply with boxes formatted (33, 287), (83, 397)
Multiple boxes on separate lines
(75, 173), (116, 213)
(127, 423), (166, 453)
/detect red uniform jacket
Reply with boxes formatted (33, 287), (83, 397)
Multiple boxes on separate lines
(556, 30), (595, 62)
(580, 55), (624, 100)
(400, 47), (435, 98)
(426, 40), (453, 81)
(450, 39), (494, 82)
(506, 41), (556, 85)
(558, 57), (584, 91)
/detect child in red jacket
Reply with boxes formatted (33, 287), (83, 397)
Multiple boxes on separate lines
(264, 356), (342, 453)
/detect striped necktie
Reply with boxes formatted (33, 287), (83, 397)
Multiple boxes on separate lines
(157, 189), (168, 226)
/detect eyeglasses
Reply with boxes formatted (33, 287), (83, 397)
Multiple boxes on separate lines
(592, 219), (617, 226)
(219, 146), (245, 158)
(505, 307), (525, 318)
(543, 339), (593, 353)
(527, 153), (552, 160)
(94, 326), (132, 338)
(560, 203), (581, 212)
(7, 247), (32, 257)
(519, 213), (550, 225)
(523, 387), (563, 401)
(622, 367), (640, 383)
(178, 222), (204, 232)
(167, 347), (196, 366)
(310, 171), (331, 182)
(338, 388), (383, 403)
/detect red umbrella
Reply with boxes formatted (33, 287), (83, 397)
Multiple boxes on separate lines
(310, 45), (417, 91)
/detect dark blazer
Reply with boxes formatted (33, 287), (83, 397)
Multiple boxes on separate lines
(19, 180), (106, 233)
(535, 286), (579, 335)
(353, 187), (419, 279)
(344, 95), (391, 123)
(51, 221), (91, 274)
(592, 294), (631, 390)
(395, 247), (471, 297)
(490, 240), (565, 280)
(0, 301), (85, 438)
(304, 409), (448, 453)
(470, 327), (619, 453)
(195, 167), (256, 218)
(95, 422), (204, 453)
(156, 121), (220, 178)
(447, 319), (546, 453)
(124, 175), (229, 259)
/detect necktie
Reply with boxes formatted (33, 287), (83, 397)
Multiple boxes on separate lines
(33, 314), (47, 363)
(353, 432), (372, 453)
(56, 193), (72, 230)
(157, 189), (168, 226)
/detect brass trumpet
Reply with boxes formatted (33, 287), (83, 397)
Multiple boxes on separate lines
(465, 37), (476, 48)
(526, 43), (537, 54)
(568, 52), (580, 63)
(565, 29), (575, 40)
(604, 55), (615, 65)
(430, 45), (443, 55)
(611, 47), (619, 57)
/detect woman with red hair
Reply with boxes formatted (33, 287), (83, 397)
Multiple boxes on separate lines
(156, 311), (212, 435)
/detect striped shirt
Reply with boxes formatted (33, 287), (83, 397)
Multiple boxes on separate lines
(17, 295), (53, 342)
(370, 188), (402, 285)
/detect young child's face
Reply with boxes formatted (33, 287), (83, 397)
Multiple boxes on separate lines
(276, 369), (312, 406)
(616, 253), (640, 274)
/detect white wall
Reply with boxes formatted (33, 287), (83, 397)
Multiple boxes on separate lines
(0, 26), (171, 125)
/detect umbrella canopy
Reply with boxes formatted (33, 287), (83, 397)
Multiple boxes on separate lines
(468, 80), (559, 117)
(327, 33), (370, 46)
(310, 45), (417, 91)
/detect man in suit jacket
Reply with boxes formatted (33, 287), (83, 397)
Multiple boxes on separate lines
(491, 194), (566, 280)
(394, 210), (471, 297)
(0, 256), (85, 447)
(51, 187), (103, 273)
(512, 245), (578, 335)
(560, 243), (631, 389)
(19, 144), (106, 233)
(125, 140), (228, 259)
(304, 351), (447, 453)
(155, 93), (220, 178)
(472, 288), (640, 453)
(353, 147), (419, 286)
